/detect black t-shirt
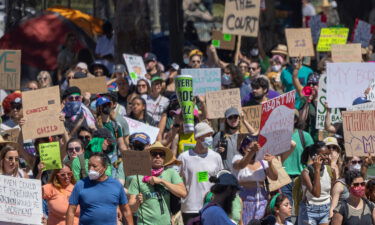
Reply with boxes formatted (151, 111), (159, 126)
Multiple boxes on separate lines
(335, 199), (374, 225)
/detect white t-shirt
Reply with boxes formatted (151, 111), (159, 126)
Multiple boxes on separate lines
(231, 154), (269, 182)
(178, 149), (224, 213)
(142, 95), (169, 124)
(302, 3), (316, 17)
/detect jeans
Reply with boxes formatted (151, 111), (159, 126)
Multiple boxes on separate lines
(298, 202), (330, 225)
(281, 178), (295, 206)
(182, 213), (199, 224)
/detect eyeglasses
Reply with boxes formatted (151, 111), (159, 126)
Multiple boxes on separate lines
(5, 157), (19, 162)
(192, 60), (201, 64)
(79, 135), (91, 140)
(352, 182), (366, 187)
(250, 67), (258, 71)
(228, 115), (239, 120)
(150, 151), (166, 158)
(67, 95), (82, 102)
(57, 172), (73, 178)
(137, 84), (147, 88)
(351, 160), (362, 165)
(67, 147), (81, 152)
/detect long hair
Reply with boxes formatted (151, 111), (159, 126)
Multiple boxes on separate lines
(129, 96), (148, 122)
(48, 164), (76, 191)
(96, 103), (117, 129)
(0, 145), (19, 177)
(226, 63), (244, 88)
(136, 79), (151, 95)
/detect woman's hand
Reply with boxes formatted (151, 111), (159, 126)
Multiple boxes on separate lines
(263, 153), (275, 163)
(38, 162), (45, 172)
(136, 193), (143, 204)
(313, 155), (323, 170)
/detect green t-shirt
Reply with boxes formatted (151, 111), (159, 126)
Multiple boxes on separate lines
(283, 129), (314, 175)
(128, 168), (183, 225)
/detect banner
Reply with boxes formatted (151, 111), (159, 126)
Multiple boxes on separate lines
(22, 86), (65, 140)
(240, 105), (262, 134)
(285, 28), (315, 57)
(211, 31), (236, 50)
(347, 101), (375, 111)
(175, 75), (194, 133)
(352, 19), (375, 48)
(206, 88), (242, 119)
(123, 150), (152, 176)
(327, 63), (375, 108)
(342, 110), (375, 157)
(256, 91), (296, 160)
(0, 175), (42, 224)
(317, 28), (349, 52)
(124, 117), (160, 144)
(308, 15), (327, 44)
(331, 44), (362, 63)
(222, 0), (261, 37)
(70, 76), (108, 94)
(316, 74), (342, 129)
(123, 54), (147, 84)
(39, 142), (62, 171)
(0, 50), (21, 90)
(181, 68), (221, 96)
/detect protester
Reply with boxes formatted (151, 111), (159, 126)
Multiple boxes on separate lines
(63, 138), (85, 167)
(128, 132), (151, 151)
(128, 96), (157, 126)
(89, 60), (110, 77)
(0, 144), (27, 177)
(77, 126), (93, 150)
(37, 71), (53, 89)
(144, 52), (161, 78)
(24, 80), (39, 90)
(115, 76), (132, 110)
(1, 91), (22, 130)
(136, 78), (151, 96)
(366, 179), (375, 202)
(242, 76), (277, 106)
(188, 49), (204, 68)
(269, 194), (293, 225)
(224, 64), (251, 101)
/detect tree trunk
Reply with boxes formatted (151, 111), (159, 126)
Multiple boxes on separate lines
(169, 0), (184, 64)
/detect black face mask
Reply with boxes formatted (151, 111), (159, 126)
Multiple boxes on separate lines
(102, 106), (112, 115)
(132, 142), (146, 151)
(80, 138), (90, 149)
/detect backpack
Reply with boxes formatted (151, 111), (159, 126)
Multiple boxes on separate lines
(187, 203), (217, 225)
(339, 198), (375, 224)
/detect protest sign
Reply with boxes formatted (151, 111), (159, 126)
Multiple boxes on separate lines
(123, 54), (147, 84)
(180, 68), (221, 96)
(326, 63), (375, 108)
(176, 75), (194, 133)
(70, 76), (107, 94)
(367, 79), (375, 102)
(211, 30), (236, 50)
(0, 50), (21, 90)
(256, 91), (296, 160)
(352, 19), (375, 48)
(22, 86), (65, 140)
(222, 0), (261, 37)
(206, 88), (242, 119)
(39, 142), (62, 171)
(0, 175), (42, 224)
(342, 110), (375, 157)
(285, 28), (315, 57)
(317, 28), (349, 52)
(0, 128), (20, 143)
(331, 44), (362, 62)
(124, 117), (159, 144)
(240, 105), (262, 134)
(347, 101), (375, 111)
(123, 150), (152, 176)
(316, 74), (342, 129)
(308, 15), (327, 44)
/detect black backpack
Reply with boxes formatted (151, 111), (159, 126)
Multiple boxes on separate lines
(187, 203), (218, 225)
(339, 198), (375, 224)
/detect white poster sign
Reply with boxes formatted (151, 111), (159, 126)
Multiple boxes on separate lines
(347, 101), (375, 111)
(123, 54), (147, 84)
(181, 68), (221, 96)
(0, 175), (42, 225)
(124, 117), (160, 144)
(367, 79), (375, 102)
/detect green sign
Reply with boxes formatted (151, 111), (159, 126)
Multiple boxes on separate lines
(223, 34), (232, 41)
(197, 171), (209, 182)
(176, 75), (195, 133)
(39, 142), (62, 171)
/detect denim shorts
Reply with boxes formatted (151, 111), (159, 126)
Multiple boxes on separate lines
(298, 202), (330, 225)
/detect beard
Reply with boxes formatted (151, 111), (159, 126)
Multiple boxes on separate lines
(252, 93), (265, 100)
(222, 190), (237, 215)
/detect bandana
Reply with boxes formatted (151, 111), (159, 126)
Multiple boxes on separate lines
(142, 168), (164, 183)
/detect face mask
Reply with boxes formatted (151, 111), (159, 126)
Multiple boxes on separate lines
(88, 169), (103, 180)
(349, 186), (365, 198)
(133, 142), (146, 151)
(222, 74), (232, 85)
(102, 106), (112, 115)
(183, 57), (189, 65)
(250, 48), (259, 57)
(63, 101), (82, 117)
(271, 65), (281, 72)
(349, 163), (361, 172)
(202, 136), (213, 148)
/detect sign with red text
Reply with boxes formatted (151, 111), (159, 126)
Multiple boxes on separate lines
(222, 0), (261, 37)
(327, 63), (375, 108)
(285, 28), (315, 57)
(0, 50), (21, 90)
(22, 86), (65, 140)
(256, 91), (296, 160)
(124, 117), (159, 144)
(206, 88), (242, 119)
(342, 110), (375, 157)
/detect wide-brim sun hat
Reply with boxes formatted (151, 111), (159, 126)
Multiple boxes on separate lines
(146, 141), (174, 166)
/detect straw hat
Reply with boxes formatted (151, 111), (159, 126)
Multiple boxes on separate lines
(146, 142), (174, 166)
(271, 44), (288, 56)
(322, 0), (331, 8)
(0, 135), (19, 149)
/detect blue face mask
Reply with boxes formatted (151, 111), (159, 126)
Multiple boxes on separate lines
(63, 101), (82, 117)
(202, 136), (213, 148)
(222, 74), (232, 86)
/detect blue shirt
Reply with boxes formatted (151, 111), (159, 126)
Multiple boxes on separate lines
(69, 177), (128, 225)
(201, 205), (236, 225)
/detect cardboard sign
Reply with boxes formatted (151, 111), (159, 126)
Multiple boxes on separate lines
(316, 74), (342, 129)
(0, 50), (21, 90)
(285, 28), (315, 57)
(181, 68), (221, 96)
(240, 105), (262, 133)
(347, 101), (375, 111)
(256, 91), (296, 160)
(368, 79), (375, 102)
(122, 150), (152, 176)
(22, 86), (65, 140)
(39, 142), (62, 171)
(0, 128), (20, 143)
(331, 44), (362, 62)
(0, 175), (42, 224)
(206, 88), (242, 119)
(342, 110), (375, 157)
(326, 63), (375, 108)
(70, 76), (107, 94)
(124, 117), (160, 144)
(123, 54), (147, 84)
(267, 157), (291, 192)
(317, 28), (349, 52)
(308, 15), (327, 44)
(352, 19), (375, 48)
(222, 0), (261, 37)
(211, 30), (236, 50)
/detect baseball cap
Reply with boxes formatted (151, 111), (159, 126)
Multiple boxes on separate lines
(352, 97), (370, 106)
(129, 132), (151, 145)
(151, 76), (163, 83)
(96, 96), (111, 107)
(211, 173), (240, 190)
(144, 52), (157, 62)
(114, 64), (126, 74)
(323, 137), (341, 151)
(224, 107), (240, 119)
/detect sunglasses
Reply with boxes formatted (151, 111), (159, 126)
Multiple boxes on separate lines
(11, 103), (22, 110)
(137, 84), (147, 88)
(327, 145), (339, 150)
(250, 67), (258, 71)
(192, 60), (201, 64)
(352, 182), (366, 187)
(228, 115), (239, 120)
(67, 147), (81, 152)
(150, 151), (166, 158)
(5, 157), (19, 162)
(79, 135), (91, 140)
(351, 160), (362, 165)
(67, 95), (82, 102)
(57, 172), (73, 178)
(38, 77), (48, 81)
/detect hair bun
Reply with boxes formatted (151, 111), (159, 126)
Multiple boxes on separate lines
(209, 176), (219, 183)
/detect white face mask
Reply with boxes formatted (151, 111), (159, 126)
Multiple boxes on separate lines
(88, 169), (103, 180)
(183, 57), (189, 65)
(202, 136), (213, 148)
(271, 65), (282, 72)
(349, 163), (361, 172)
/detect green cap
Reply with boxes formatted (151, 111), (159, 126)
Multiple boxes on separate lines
(151, 76), (163, 83)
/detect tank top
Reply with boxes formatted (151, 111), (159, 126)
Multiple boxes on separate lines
(303, 165), (331, 205)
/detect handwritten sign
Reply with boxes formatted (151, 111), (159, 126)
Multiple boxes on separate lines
(206, 88), (242, 119)
(317, 28), (349, 52)
(122, 150), (151, 176)
(352, 19), (375, 48)
(256, 91), (296, 160)
(22, 86), (65, 140)
(222, 0), (261, 37)
(70, 76), (107, 94)
(0, 128), (20, 143)
(123, 54), (147, 84)
(124, 116), (159, 144)
(240, 105), (262, 133)
(331, 44), (362, 62)
(0, 50), (21, 90)
(347, 101), (375, 111)
(342, 110), (375, 157)
(327, 63), (375, 108)
(39, 142), (62, 171)
(285, 28), (315, 57)
(181, 68), (221, 96)
(0, 175), (42, 224)
(308, 15), (327, 44)
(211, 30), (236, 50)
(316, 73), (342, 129)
